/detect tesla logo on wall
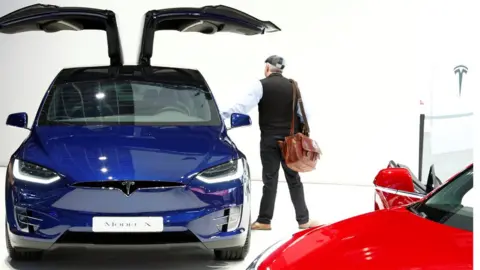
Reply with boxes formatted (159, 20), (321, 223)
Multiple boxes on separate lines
(454, 65), (468, 96)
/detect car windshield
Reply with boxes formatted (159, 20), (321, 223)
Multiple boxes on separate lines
(412, 165), (473, 232)
(37, 80), (222, 126)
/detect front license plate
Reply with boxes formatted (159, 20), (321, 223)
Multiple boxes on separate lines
(92, 217), (164, 232)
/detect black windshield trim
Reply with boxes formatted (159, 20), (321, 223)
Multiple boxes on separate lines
(39, 121), (222, 127)
(53, 65), (208, 85)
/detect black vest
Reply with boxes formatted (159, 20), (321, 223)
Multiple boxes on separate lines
(258, 73), (299, 136)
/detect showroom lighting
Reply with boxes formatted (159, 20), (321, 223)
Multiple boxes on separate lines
(99, 156), (107, 161)
(95, 92), (105, 99)
(100, 167), (108, 173)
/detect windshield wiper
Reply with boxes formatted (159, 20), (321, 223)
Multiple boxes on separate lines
(409, 204), (428, 218)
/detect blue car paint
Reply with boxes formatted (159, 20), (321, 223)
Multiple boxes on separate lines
(5, 113), (28, 129)
(1, 3), (279, 255)
(5, 72), (253, 251)
(231, 113), (252, 129)
(6, 122), (252, 250)
(16, 126), (238, 183)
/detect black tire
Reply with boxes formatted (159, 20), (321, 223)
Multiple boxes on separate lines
(214, 227), (251, 261)
(5, 223), (43, 261)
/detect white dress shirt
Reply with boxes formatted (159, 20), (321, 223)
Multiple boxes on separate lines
(221, 80), (308, 123)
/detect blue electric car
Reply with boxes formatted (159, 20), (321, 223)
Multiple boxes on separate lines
(0, 4), (280, 261)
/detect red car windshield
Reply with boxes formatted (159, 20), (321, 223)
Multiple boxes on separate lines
(410, 165), (473, 232)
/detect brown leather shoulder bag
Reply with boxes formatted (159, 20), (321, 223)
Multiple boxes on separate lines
(278, 79), (322, 172)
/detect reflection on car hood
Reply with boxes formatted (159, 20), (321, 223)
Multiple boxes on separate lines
(268, 208), (472, 270)
(17, 125), (236, 184)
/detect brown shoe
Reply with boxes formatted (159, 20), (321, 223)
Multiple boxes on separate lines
(251, 222), (272, 231)
(298, 219), (321, 230)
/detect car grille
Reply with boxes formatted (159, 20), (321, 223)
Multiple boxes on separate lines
(71, 181), (185, 195)
(55, 231), (200, 245)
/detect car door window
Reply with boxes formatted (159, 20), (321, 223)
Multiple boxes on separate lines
(425, 168), (473, 207)
(413, 166), (473, 232)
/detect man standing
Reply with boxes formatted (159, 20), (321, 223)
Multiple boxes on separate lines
(221, 55), (319, 230)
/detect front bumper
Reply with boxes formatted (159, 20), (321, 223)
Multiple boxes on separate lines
(7, 224), (248, 251)
(6, 178), (251, 251)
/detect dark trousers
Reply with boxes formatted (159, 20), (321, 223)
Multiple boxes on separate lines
(256, 135), (309, 225)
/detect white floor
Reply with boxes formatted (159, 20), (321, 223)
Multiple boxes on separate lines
(0, 167), (374, 269)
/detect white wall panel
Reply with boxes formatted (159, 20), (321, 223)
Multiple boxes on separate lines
(0, 0), (477, 185)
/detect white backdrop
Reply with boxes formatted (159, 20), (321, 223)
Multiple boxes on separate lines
(420, 59), (476, 181)
(0, 0), (478, 186)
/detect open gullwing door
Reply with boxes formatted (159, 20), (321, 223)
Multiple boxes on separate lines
(138, 5), (281, 66)
(0, 4), (124, 66)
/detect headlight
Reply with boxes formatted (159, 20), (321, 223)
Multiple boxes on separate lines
(196, 158), (245, 183)
(246, 237), (290, 270)
(12, 159), (61, 184)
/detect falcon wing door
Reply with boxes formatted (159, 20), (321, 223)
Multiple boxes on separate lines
(138, 5), (281, 65)
(0, 4), (123, 65)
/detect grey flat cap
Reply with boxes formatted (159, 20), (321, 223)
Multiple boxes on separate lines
(265, 55), (285, 70)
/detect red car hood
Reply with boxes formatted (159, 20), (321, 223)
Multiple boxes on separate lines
(263, 208), (472, 270)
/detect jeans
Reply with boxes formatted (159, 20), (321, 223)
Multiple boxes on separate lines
(256, 135), (309, 225)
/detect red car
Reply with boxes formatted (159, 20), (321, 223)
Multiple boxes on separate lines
(247, 162), (473, 270)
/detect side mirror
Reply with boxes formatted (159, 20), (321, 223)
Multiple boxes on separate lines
(6, 112), (28, 129)
(229, 113), (251, 130)
(374, 167), (425, 209)
(374, 168), (416, 193)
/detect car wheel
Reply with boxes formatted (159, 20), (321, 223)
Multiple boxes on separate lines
(5, 223), (43, 261)
(214, 226), (251, 261)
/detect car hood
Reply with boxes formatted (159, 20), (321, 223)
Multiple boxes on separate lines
(265, 208), (473, 270)
(17, 125), (237, 184)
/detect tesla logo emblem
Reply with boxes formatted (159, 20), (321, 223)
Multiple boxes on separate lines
(454, 65), (468, 96)
(121, 181), (135, 196)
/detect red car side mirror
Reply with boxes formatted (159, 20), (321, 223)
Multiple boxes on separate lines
(373, 168), (415, 193)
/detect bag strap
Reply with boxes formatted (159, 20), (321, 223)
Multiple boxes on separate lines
(289, 79), (310, 136)
(289, 80), (297, 136)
